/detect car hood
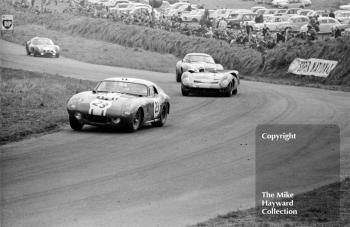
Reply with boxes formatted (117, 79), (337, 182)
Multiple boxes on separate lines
(189, 72), (227, 82)
(34, 44), (57, 50)
(67, 91), (145, 116)
(185, 62), (223, 71)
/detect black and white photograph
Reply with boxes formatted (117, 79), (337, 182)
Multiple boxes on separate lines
(0, 0), (350, 226)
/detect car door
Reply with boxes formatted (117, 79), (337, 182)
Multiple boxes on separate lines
(148, 86), (162, 120)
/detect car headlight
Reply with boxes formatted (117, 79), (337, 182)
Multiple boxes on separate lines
(123, 103), (133, 116)
(182, 74), (192, 86)
(219, 75), (230, 88)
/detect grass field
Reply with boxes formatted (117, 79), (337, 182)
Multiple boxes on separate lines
(194, 178), (350, 227)
(3, 25), (178, 73)
(0, 67), (95, 144)
(1, 1), (350, 90)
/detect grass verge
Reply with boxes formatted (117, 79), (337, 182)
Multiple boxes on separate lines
(3, 24), (178, 73)
(192, 178), (350, 227)
(0, 67), (95, 144)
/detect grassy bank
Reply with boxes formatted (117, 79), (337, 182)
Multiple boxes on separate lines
(3, 24), (178, 73)
(193, 178), (350, 227)
(257, 38), (350, 87)
(1, 1), (261, 75)
(2, 1), (350, 89)
(0, 67), (95, 144)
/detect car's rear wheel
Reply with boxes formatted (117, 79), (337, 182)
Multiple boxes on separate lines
(69, 116), (84, 131)
(127, 108), (142, 132)
(153, 105), (168, 127)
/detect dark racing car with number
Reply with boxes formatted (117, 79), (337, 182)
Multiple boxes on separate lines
(25, 37), (60, 58)
(67, 77), (170, 132)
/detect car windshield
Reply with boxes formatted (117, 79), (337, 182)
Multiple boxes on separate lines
(185, 55), (215, 63)
(229, 14), (239, 19)
(32, 38), (54, 45)
(96, 81), (148, 96)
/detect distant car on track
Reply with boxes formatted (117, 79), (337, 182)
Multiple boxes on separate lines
(67, 77), (170, 132)
(175, 53), (224, 82)
(25, 37), (60, 58)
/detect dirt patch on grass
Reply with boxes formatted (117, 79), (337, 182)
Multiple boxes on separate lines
(0, 67), (95, 144)
(192, 178), (350, 227)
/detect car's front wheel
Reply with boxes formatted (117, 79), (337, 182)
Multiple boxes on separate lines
(176, 69), (182, 82)
(69, 116), (84, 131)
(223, 82), (234, 97)
(25, 44), (30, 55)
(153, 105), (168, 127)
(181, 86), (190, 96)
(56, 53), (60, 58)
(126, 108), (142, 132)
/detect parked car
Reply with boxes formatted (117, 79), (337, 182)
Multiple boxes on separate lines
(297, 9), (314, 16)
(251, 6), (266, 13)
(227, 12), (256, 29)
(301, 17), (343, 33)
(281, 15), (310, 31)
(335, 10), (350, 24)
(180, 9), (205, 22)
(253, 15), (289, 31)
(339, 3), (350, 11)
(277, 0), (305, 9)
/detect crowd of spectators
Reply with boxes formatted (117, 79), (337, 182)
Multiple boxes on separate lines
(11, 0), (334, 51)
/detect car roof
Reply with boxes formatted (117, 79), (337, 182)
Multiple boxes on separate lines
(186, 53), (211, 57)
(31, 37), (52, 41)
(103, 77), (156, 86)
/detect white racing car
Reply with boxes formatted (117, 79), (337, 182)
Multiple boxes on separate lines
(180, 63), (240, 97)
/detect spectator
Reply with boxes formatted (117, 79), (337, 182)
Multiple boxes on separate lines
(306, 24), (317, 41)
(255, 12), (264, 24)
(329, 9), (335, 18)
(218, 18), (228, 30)
(262, 24), (270, 39)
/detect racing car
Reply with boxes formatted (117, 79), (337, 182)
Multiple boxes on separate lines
(180, 65), (240, 97)
(175, 53), (224, 82)
(25, 37), (60, 58)
(67, 77), (170, 132)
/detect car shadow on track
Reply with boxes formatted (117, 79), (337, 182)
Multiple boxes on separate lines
(68, 124), (157, 135)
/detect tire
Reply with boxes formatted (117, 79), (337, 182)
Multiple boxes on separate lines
(25, 45), (30, 55)
(56, 53), (60, 58)
(126, 108), (142, 132)
(232, 88), (238, 95)
(181, 86), (190, 96)
(152, 105), (168, 127)
(33, 51), (39, 57)
(176, 70), (182, 82)
(69, 116), (84, 131)
(223, 82), (234, 97)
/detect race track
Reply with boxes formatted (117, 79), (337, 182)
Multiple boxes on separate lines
(1, 39), (350, 227)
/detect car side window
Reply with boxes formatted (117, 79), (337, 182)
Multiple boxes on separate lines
(149, 86), (159, 96)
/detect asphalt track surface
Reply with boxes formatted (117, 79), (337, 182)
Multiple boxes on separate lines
(1, 39), (350, 227)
